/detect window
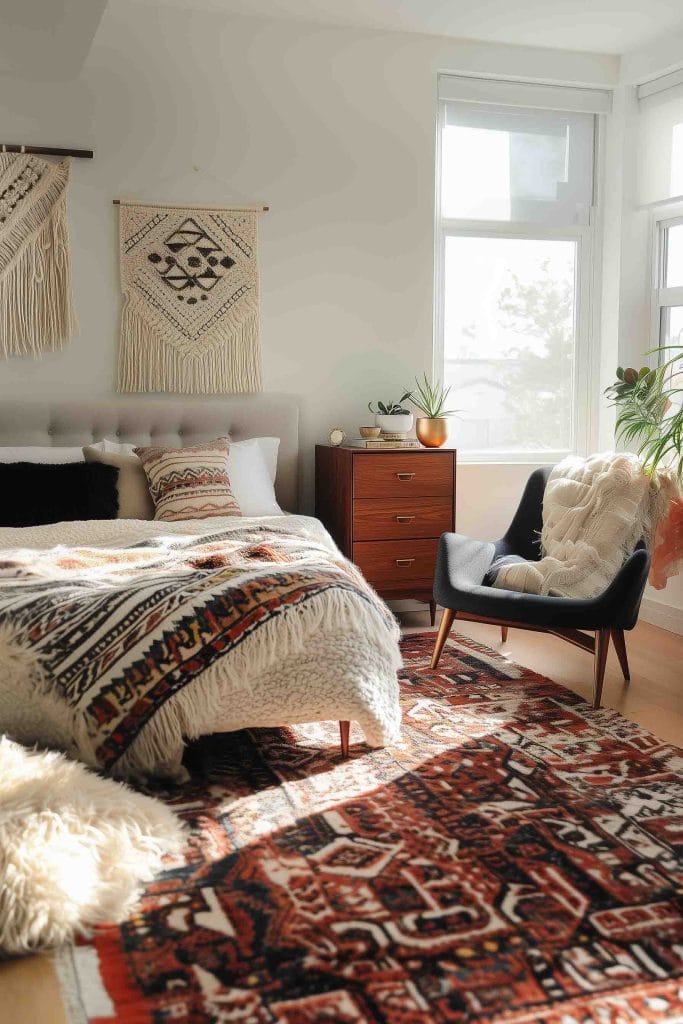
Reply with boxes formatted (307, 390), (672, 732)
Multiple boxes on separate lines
(652, 209), (683, 357)
(637, 73), (683, 360)
(435, 79), (604, 460)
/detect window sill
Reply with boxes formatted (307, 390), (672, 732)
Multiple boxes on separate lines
(456, 452), (570, 466)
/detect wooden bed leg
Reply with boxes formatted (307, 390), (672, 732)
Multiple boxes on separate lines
(429, 600), (437, 626)
(339, 720), (351, 758)
(501, 625), (509, 643)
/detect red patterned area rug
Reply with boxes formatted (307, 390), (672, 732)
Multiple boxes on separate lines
(57, 630), (683, 1024)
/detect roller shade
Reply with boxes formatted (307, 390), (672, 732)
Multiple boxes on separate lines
(441, 101), (595, 225)
(637, 77), (683, 206)
(438, 74), (612, 115)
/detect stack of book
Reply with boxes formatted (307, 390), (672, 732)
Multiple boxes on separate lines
(348, 437), (421, 449)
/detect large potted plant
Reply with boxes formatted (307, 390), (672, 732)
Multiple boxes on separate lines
(606, 348), (682, 478)
(605, 345), (683, 587)
(367, 394), (414, 437)
(408, 374), (458, 448)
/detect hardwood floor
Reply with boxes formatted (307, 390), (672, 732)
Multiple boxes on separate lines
(400, 610), (683, 747)
(1, 615), (680, 1023)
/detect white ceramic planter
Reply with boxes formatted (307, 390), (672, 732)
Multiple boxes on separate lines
(375, 413), (413, 435)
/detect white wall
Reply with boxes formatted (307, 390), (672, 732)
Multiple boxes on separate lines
(0, 3), (618, 525)
(603, 40), (683, 631)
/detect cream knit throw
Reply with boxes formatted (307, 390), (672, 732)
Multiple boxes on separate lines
(117, 203), (261, 393)
(0, 154), (75, 356)
(492, 452), (677, 599)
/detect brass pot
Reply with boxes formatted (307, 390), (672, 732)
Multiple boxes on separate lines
(416, 417), (449, 448)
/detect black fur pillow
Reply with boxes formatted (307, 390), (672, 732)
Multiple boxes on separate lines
(0, 462), (120, 527)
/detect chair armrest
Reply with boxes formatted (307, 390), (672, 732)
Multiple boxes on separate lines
(592, 546), (651, 628)
(435, 533), (496, 591)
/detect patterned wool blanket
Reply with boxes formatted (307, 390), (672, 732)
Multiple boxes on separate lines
(0, 516), (401, 781)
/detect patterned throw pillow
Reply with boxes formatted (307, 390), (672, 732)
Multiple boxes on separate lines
(134, 438), (241, 522)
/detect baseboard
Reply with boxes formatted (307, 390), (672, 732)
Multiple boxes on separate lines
(639, 597), (683, 635)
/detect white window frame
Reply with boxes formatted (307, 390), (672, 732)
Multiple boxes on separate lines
(433, 93), (604, 464)
(650, 200), (683, 361)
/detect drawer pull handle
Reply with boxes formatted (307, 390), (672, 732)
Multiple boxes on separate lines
(396, 472), (415, 480)
(396, 515), (415, 523)
(395, 558), (415, 567)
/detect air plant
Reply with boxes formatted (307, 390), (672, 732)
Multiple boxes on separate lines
(368, 393), (413, 415)
(605, 344), (683, 481)
(407, 374), (459, 419)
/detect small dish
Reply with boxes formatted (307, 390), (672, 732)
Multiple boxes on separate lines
(359, 426), (382, 438)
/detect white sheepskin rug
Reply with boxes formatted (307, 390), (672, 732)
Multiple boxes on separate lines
(0, 735), (185, 957)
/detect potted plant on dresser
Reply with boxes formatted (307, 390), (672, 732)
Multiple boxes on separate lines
(368, 394), (414, 439)
(409, 375), (458, 448)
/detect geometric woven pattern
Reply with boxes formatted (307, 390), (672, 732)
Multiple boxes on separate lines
(117, 202), (261, 394)
(0, 521), (395, 776)
(134, 436), (240, 521)
(61, 631), (683, 1023)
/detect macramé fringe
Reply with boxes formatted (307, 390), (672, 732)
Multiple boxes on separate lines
(0, 183), (75, 356)
(117, 300), (262, 394)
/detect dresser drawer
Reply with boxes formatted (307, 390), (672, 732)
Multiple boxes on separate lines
(353, 539), (438, 589)
(353, 497), (452, 541)
(354, 452), (453, 498)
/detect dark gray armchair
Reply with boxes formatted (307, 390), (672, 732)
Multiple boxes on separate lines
(431, 468), (651, 707)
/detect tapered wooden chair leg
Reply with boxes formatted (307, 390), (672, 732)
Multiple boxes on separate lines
(429, 600), (437, 626)
(339, 720), (351, 758)
(431, 608), (456, 669)
(501, 626), (509, 643)
(610, 628), (630, 681)
(593, 629), (610, 708)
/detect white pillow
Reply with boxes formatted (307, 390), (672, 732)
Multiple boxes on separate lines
(90, 438), (137, 456)
(92, 437), (279, 481)
(93, 436), (282, 516)
(0, 446), (84, 464)
(228, 438), (282, 516)
(249, 436), (279, 483)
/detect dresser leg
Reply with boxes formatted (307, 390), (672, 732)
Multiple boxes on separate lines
(429, 600), (437, 626)
(339, 720), (351, 758)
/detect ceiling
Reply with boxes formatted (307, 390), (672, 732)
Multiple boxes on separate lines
(0, 0), (107, 78)
(128, 0), (683, 56)
(0, 0), (681, 80)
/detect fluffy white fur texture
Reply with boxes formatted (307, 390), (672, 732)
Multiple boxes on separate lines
(0, 736), (185, 957)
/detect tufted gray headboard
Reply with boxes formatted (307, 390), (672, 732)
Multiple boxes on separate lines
(0, 394), (300, 513)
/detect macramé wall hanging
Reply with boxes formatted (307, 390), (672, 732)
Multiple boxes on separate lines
(0, 151), (77, 357)
(116, 199), (265, 394)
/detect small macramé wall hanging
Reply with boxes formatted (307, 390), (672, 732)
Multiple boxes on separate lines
(0, 150), (77, 357)
(116, 199), (265, 394)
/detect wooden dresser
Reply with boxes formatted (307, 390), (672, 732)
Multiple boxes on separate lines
(315, 445), (456, 623)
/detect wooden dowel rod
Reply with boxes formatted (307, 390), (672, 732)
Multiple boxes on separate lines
(112, 199), (269, 212)
(0, 144), (93, 159)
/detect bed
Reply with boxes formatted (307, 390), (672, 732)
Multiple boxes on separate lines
(0, 396), (402, 781)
